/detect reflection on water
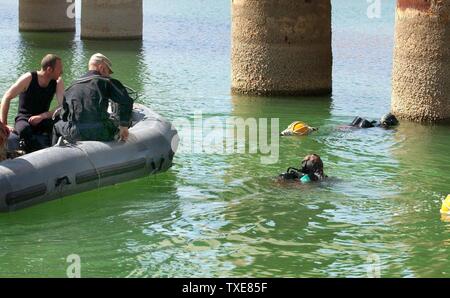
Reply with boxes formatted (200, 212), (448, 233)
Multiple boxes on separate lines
(0, 173), (180, 277)
(0, 0), (450, 277)
(17, 32), (77, 78)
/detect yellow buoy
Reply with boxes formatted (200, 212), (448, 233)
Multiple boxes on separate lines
(441, 195), (450, 214)
(281, 121), (317, 136)
(440, 195), (450, 222)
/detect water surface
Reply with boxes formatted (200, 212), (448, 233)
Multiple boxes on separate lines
(0, 0), (449, 277)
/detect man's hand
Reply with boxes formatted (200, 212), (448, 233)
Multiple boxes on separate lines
(28, 115), (45, 126)
(6, 125), (14, 133)
(119, 126), (129, 142)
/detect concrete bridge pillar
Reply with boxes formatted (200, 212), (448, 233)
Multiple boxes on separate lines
(392, 0), (450, 122)
(19, 0), (75, 32)
(231, 0), (332, 96)
(81, 0), (143, 40)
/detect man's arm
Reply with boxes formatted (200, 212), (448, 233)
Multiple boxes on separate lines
(108, 79), (133, 142)
(0, 73), (32, 131)
(55, 77), (64, 106)
(29, 77), (65, 126)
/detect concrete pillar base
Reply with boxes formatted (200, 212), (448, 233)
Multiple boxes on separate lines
(19, 0), (75, 32)
(392, 0), (450, 122)
(230, 87), (333, 97)
(81, 0), (143, 40)
(231, 0), (332, 97)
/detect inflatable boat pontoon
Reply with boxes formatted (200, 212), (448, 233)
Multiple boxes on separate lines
(0, 104), (179, 212)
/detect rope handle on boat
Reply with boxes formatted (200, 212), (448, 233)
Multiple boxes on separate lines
(73, 144), (102, 189)
(57, 137), (102, 189)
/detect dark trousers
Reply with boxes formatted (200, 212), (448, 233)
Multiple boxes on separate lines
(52, 120), (118, 145)
(52, 120), (71, 145)
(15, 117), (53, 152)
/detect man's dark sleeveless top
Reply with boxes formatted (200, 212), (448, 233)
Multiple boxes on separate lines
(16, 71), (56, 120)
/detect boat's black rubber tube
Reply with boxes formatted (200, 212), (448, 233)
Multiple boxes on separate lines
(6, 184), (47, 206)
(75, 158), (147, 184)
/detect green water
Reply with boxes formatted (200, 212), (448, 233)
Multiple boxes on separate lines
(1, 0), (450, 277)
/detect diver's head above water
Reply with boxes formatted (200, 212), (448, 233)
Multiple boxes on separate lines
(379, 113), (399, 128)
(278, 153), (326, 183)
(301, 154), (325, 181)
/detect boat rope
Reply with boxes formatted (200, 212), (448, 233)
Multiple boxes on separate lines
(123, 84), (139, 102)
(65, 142), (102, 189)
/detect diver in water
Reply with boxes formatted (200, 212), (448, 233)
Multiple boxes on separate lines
(279, 154), (326, 183)
(350, 113), (399, 129)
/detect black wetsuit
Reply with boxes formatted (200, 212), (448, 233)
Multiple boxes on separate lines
(14, 71), (56, 152)
(279, 168), (324, 182)
(350, 114), (399, 129)
(350, 116), (378, 128)
(52, 70), (133, 144)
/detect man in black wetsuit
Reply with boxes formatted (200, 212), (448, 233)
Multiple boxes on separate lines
(52, 53), (133, 144)
(350, 113), (399, 129)
(0, 54), (64, 152)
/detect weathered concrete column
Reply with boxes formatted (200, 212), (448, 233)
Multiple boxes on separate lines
(392, 0), (450, 122)
(231, 0), (332, 96)
(19, 0), (75, 32)
(81, 0), (143, 40)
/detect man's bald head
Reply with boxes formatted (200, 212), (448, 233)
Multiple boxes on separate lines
(88, 53), (114, 77)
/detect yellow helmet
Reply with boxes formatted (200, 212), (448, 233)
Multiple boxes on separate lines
(440, 195), (450, 222)
(281, 121), (316, 136)
(441, 195), (450, 214)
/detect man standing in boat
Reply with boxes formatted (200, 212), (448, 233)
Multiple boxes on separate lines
(52, 53), (133, 144)
(0, 54), (64, 152)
